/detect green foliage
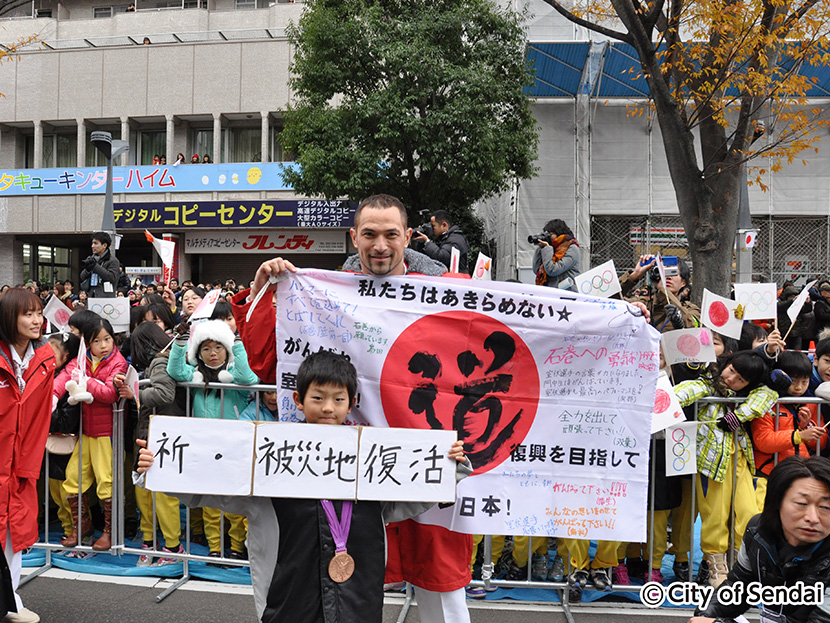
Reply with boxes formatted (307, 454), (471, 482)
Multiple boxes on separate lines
(281, 0), (539, 222)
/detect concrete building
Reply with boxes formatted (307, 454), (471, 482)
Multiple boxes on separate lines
(0, 0), (827, 288)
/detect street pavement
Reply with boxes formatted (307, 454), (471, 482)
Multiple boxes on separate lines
(15, 568), (724, 623)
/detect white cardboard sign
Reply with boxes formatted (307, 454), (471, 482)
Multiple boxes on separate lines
(733, 283), (777, 320)
(356, 427), (457, 503)
(665, 421), (698, 476)
(87, 297), (130, 332)
(700, 288), (744, 340)
(145, 416), (256, 496)
(650, 371), (686, 433)
(574, 260), (622, 298)
(253, 421), (359, 500)
(660, 328), (717, 365)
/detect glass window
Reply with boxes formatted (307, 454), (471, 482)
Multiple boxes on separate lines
(93, 6), (113, 17)
(224, 127), (261, 163)
(139, 130), (166, 165)
(193, 129), (213, 162)
(22, 244), (31, 283)
(55, 247), (69, 263)
(41, 134), (77, 168)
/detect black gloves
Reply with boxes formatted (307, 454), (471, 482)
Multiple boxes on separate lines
(665, 304), (684, 329)
(716, 411), (741, 432)
(81, 255), (97, 269)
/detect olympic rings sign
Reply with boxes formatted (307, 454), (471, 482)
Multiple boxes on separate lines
(667, 422), (697, 475)
(575, 261), (621, 298)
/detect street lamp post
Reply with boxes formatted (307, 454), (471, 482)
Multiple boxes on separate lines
(90, 131), (130, 237)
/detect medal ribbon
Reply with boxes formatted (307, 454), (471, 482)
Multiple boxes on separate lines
(321, 500), (353, 553)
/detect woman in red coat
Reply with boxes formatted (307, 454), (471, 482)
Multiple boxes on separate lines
(0, 288), (55, 623)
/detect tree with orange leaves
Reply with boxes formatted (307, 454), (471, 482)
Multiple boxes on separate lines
(542, 0), (830, 297)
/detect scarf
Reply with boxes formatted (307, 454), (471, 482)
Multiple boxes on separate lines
(536, 234), (577, 286)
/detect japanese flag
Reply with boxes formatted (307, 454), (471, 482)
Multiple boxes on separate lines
(742, 230), (758, 250)
(145, 230), (176, 269)
(190, 288), (223, 320)
(472, 252), (491, 281)
(701, 288), (744, 340)
(76, 337), (88, 385)
(449, 247), (461, 273)
(43, 295), (73, 331)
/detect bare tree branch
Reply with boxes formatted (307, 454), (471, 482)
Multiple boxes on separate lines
(537, 0), (632, 43)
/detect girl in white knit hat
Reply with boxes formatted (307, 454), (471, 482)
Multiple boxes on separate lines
(166, 319), (259, 562)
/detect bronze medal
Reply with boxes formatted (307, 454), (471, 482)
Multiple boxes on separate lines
(328, 550), (355, 583)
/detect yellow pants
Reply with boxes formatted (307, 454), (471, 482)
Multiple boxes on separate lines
(668, 478), (694, 563)
(626, 509), (671, 568)
(202, 507), (247, 553)
(512, 536), (548, 566)
(696, 452), (758, 554)
(471, 535), (505, 567)
(755, 476), (768, 513)
(49, 478), (72, 536)
(135, 486), (181, 549)
(560, 539), (621, 571)
(62, 435), (113, 500)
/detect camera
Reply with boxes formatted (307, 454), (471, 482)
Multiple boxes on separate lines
(528, 233), (551, 245)
(413, 209), (433, 239)
(649, 256), (680, 281)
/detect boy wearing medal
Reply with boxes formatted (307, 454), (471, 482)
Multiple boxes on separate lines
(136, 351), (470, 623)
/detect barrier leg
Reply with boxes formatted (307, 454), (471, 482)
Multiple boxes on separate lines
(395, 582), (414, 623)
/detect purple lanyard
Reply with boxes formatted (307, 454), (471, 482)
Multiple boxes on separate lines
(321, 500), (353, 553)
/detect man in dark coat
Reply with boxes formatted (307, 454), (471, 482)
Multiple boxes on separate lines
(412, 209), (469, 274)
(80, 231), (120, 298)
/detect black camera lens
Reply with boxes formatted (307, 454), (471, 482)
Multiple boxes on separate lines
(649, 266), (660, 281)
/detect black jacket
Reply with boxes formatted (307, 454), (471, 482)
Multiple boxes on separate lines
(421, 225), (469, 274)
(80, 248), (121, 298)
(262, 498), (385, 623)
(700, 514), (830, 622)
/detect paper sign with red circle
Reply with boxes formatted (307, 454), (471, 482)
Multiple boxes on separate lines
(660, 328), (716, 366)
(701, 288), (744, 339)
(651, 371), (685, 433)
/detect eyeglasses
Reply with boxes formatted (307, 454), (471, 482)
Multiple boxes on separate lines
(200, 345), (226, 355)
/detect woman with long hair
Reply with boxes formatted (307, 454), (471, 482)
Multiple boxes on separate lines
(0, 288), (56, 623)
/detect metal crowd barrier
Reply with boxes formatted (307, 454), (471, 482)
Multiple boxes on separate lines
(25, 385), (830, 617)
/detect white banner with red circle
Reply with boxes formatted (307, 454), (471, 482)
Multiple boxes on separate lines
(275, 269), (661, 541)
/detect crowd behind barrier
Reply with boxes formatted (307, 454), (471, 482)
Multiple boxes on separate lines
(24, 379), (824, 612)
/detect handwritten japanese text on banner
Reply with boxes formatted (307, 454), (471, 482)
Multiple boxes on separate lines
(275, 270), (661, 541)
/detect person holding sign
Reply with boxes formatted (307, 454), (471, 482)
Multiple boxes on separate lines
(137, 351), (471, 623)
(674, 351), (776, 588)
(230, 194), (474, 623)
(57, 317), (128, 551)
(0, 288), (56, 623)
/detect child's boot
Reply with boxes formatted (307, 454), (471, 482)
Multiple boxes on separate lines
(93, 498), (112, 551)
(61, 494), (92, 547)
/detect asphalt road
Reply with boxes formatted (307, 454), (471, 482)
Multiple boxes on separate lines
(15, 568), (721, 623)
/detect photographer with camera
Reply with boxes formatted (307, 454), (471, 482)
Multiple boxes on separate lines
(80, 231), (120, 299)
(531, 219), (580, 291)
(411, 210), (469, 274)
(625, 254), (699, 332)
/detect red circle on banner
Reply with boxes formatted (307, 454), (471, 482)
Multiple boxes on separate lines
(745, 233), (753, 245)
(55, 309), (70, 326)
(653, 389), (671, 414)
(380, 311), (539, 474)
(676, 334), (700, 357)
(708, 301), (730, 327)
